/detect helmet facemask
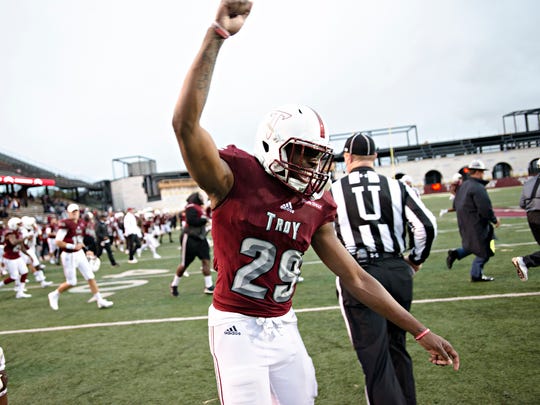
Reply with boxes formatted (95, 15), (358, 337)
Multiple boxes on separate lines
(267, 137), (333, 198)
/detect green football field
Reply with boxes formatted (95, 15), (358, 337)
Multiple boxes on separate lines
(1, 186), (539, 404)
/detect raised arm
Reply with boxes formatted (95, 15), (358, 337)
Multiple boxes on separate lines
(311, 222), (460, 370)
(172, 0), (253, 206)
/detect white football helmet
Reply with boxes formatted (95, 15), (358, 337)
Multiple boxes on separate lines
(144, 212), (154, 221)
(254, 104), (334, 199)
(451, 173), (463, 183)
(21, 216), (36, 230)
(7, 217), (22, 230)
(88, 256), (101, 272)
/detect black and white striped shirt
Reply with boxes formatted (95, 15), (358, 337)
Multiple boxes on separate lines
(331, 167), (437, 265)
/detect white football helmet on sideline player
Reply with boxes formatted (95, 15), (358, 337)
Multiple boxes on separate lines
(253, 104), (334, 200)
(21, 216), (36, 230)
(7, 217), (22, 230)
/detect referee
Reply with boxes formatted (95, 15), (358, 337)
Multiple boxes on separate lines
(331, 133), (437, 405)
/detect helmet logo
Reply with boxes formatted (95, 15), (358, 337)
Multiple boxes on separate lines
(265, 110), (293, 140)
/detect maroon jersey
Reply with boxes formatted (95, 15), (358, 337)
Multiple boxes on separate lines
(212, 146), (337, 317)
(142, 220), (153, 234)
(45, 223), (58, 239)
(3, 230), (23, 259)
(58, 218), (85, 252)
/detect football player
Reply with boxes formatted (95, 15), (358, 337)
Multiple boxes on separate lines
(47, 204), (113, 310)
(0, 217), (32, 298)
(20, 216), (53, 288)
(140, 211), (161, 259)
(171, 1), (459, 403)
(169, 192), (214, 296)
(0, 346), (7, 405)
(44, 216), (59, 264)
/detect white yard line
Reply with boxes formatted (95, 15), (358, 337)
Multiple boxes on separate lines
(1, 291), (538, 336)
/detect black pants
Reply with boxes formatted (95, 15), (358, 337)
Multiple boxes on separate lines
(126, 234), (141, 260)
(97, 240), (117, 265)
(524, 211), (540, 268)
(337, 257), (416, 405)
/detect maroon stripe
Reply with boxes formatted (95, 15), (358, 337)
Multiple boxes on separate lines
(309, 107), (326, 139)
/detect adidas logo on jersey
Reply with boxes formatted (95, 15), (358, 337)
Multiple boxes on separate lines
(224, 325), (241, 335)
(280, 202), (295, 213)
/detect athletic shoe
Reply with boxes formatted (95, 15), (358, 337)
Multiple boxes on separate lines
(48, 291), (59, 310)
(204, 285), (215, 295)
(97, 298), (114, 309)
(471, 275), (494, 282)
(439, 209), (448, 217)
(16, 291), (32, 299)
(127, 258), (138, 264)
(511, 257), (528, 281)
(183, 271), (190, 278)
(40, 280), (53, 288)
(170, 285), (179, 297)
(153, 254), (162, 259)
(446, 249), (458, 269)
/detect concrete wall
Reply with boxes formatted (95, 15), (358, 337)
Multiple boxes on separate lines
(112, 147), (539, 210)
(111, 176), (148, 211)
(335, 147), (540, 188)
(111, 177), (200, 212)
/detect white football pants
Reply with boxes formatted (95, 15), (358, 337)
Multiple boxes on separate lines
(208, 305), (317, 405)
(60, 250), (95, 286)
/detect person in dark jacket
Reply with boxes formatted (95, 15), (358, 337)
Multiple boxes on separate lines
(512, 159), (540, 281)
(447, 160), (500, 282)
(96, 213), (118, 266)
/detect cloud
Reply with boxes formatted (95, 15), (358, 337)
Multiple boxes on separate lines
(1, 0), (539, 181)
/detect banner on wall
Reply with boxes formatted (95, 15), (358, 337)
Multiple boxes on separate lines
(0, 175), (55, 187)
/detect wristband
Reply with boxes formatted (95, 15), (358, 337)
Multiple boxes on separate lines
(415, 328), (431, 341)
(212, 21), (230, 39)
(65, 243), (75, 250)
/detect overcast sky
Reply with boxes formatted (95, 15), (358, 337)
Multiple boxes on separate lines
(1, 0), (539, 182)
